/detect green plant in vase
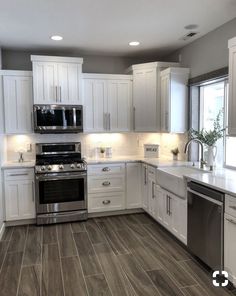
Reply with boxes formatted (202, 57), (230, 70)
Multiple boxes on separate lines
(171, 147), (179, 160)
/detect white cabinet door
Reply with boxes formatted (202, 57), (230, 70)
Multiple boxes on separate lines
(155, 185), (164, 224)
(5, 181), (20, 221)
(160, 68), (189, 133)
(160, 74), (170, 132)
(147, 166), (156, 217)
(224, 214), (236, 285)
(133, 69), (157, 132)
(228, 43), (236, 135)
(141, 164), (148, 211)
(33, 62), (57, 104)
(83, 79), (107, 132)
(126, 163), (142, 209)
(19, 180), (35, 219)
(57, 63), (82, 104)
(107, 80), (131, 132)
(3, 75), (33, 134)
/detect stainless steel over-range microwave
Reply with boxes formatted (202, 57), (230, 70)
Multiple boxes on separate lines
(33, 104), (83, 133)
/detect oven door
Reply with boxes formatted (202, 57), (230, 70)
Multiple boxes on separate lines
(35, 171), (87, 214)
(34, 105), (83, 133)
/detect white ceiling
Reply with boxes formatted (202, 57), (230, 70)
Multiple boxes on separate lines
(0, 0), (236, 57)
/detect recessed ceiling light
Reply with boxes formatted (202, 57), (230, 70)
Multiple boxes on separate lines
(51, 35), (63, 41)
(184, 24), (198, 30)
(129, 41), (140, 46)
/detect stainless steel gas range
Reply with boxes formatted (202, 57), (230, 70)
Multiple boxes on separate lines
(35, 142), (87, 225)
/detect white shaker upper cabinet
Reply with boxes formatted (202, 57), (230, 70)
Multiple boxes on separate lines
(228, 37), (236, 136)
(2, 71), (33, 134)
(160, 67), (189, 133)
(127, 61), (179, 132)
(83, 74), (132, 133)
(31, 55), (83, 105)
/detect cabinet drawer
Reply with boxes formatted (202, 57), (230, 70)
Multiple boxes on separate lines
(88, 192), (125, 213)
(4, 169), (34, 181)
(225, 194), (236, 218)
(88, 175), (125, 193)
(88, 163), (125, 176)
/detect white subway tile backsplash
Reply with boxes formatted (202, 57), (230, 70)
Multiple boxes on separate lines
(6, 132), (187, 162)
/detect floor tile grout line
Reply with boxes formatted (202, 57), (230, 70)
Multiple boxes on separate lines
(56, 224), (66, 296)
(16, 224), (29, 296)
(85, 222), (115, 296)
(70, 222), (90, 296)
(0, 227), (14, 275)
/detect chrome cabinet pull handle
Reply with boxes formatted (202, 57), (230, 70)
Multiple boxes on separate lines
(55, 86), (58, 102)
(60, 86), (62, 102)
(152, 182), (155, 199)
(8, 173), (29, 177)
(226, 218), (236, 225)
(102, 181), (111, 186)
(102, 200), (111, 205)
(109, 113), (111, 130)
(144, 167), (147, 185)
(133, 107), (136, 130)
(102, 167), (110, 172)
(32, 181), (35, 202)
(165, 111), (169, 131)
(166, 195), (168, 214)
(169, 196), (172, 215)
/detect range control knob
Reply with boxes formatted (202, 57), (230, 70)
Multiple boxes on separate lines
(41, 166), (46, 171)
(59, 164), (64, 170)
(77, 163), (82, 169)
(70, 164), (75, 169)
(47, 165), (52, 171)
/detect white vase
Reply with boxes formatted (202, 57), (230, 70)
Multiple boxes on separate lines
(206, 145), (217, 169)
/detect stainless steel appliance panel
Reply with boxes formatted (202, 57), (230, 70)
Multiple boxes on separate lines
(187, 182), (224, 271)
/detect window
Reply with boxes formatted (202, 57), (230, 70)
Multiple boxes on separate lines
(199, 80), (226, 167)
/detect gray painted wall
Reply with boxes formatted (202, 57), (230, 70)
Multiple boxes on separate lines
(1, 49), (152, 74)
(165, 18), (236, 78)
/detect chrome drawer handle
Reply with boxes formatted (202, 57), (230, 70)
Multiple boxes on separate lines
(103, 200), (111, 205)
(8, 173), (29, 177)
(102, 181), (111, 186)
(102, 167), (111, 172)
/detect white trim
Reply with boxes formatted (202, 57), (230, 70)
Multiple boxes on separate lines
(228, 36), (236, 48)
(160, 67), (190, 76)
(0, 70), (32, 76)
(82, 73), (132, 80)
(88, 208), (143, 218)
(0, 222), (5, 240)
(126, 61), (180, 73)
(31, 55), (83, 64)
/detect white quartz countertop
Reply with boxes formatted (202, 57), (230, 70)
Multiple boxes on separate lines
(183, 168), (236, 197)
(1, 160), (35, 169)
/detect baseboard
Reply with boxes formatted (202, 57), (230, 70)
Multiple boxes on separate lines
(88, 208), (144, 218)
(0, 222), (5, 240)
(5, 219), (36, 227)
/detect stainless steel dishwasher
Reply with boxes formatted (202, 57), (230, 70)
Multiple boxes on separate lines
(187, 181), (224, 271)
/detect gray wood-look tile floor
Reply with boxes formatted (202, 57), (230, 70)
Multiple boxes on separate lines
(0, 213), (235, 296)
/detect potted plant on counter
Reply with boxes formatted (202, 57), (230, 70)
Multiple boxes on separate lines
(171, 147), (180, 161)
(189, 110), (225, 168)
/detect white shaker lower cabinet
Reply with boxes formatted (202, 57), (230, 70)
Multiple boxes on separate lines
(141, 163), (149, 211)
(147, 166), (156, 218)
(126, 162), (142, 209)
(2, 71), (33, 134)
(224, 194), (236, 285)
(155, 186), (187, 245)
(4, 169), (35, 221)
(87, 163), (126, 213)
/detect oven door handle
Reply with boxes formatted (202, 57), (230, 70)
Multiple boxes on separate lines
(36, 173), (86, 181)
(187, 188), (223, 206)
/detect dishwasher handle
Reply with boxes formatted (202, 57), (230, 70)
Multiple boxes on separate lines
(187, 188), (223, 206)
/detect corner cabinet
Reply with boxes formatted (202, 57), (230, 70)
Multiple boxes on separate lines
(228, 37), (236, 135)
(31, 55), (83, 105)
(127, 61), (179, 132)
(160, 67), (189, 133)
(83, 74), (132, 132)
(1, 71), (33, 134)
(3, 168), (35, 221)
